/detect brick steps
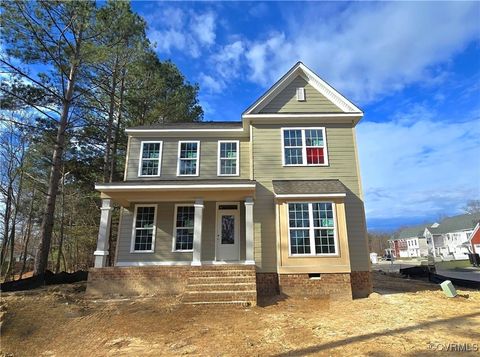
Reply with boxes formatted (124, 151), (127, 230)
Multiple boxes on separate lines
(181, 266), (257, 306)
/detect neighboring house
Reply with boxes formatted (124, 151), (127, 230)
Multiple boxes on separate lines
(425, 213), (480, 259)
(90, 62), (372, 304)
(388, 225), (429, 258)
(469, 223), (480, 254)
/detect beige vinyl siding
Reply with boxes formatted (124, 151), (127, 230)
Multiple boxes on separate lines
(259, 76), (343, 114)
(252, 123), (369, 272)
(125, 137), (250, 181)
(115, 201), (246, 264)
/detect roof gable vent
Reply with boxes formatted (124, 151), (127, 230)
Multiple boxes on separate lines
(296, 87), (305, 101)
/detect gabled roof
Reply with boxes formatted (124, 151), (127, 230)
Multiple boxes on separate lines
(243, 62), (363, 116)
(397, 224), (432, 240)
(126, 121), (242, 132)
(428, 213), (480, 235)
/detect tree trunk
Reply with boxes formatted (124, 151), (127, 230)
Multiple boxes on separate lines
(55, 170), (66, 273)
(103, 56), (119, 183)
(19, 187), (35, 279)
(33, 32), (82, 275)
(0, 174), (14, 270)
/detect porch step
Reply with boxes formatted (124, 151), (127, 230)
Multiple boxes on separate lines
(181, 265), (257, 305)
(185, 283), (254, 292)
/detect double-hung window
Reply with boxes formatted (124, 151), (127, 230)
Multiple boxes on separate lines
(288, 202), (337, 255)
(138, 141), (162, 176)
(282, 128), (328, 166)
(177, 141), (200, 176)
(218, 140), (239, 176)
(131, 205), (156, 252)
(173, 205), (195, 251)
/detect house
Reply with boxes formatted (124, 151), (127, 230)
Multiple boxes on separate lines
(469, 223), (480, 254)
(89, 62), (372, 304)
(396, 225), (429, 258)
(425, 213), (480, 259)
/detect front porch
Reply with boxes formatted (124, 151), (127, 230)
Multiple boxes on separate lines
(93, 180), (256, 269)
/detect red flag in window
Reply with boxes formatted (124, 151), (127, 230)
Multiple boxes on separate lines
(307, 147), (324, 164)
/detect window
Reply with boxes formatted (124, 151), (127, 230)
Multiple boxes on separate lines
(288, 202), (337, 255)
(173, 205), (195, 251)
(218, 140), (239, 176)
(131, 205), (156, 252)
(138, 141), (162, 176)
(296, 87), (305, 101)
(282, 128), (328, 166)
(177, 141), (200, 176)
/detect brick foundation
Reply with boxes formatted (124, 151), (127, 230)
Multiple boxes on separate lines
(350, 271), (372, 298)
(256, 273), (280, 296)
(278, 273), (353, 299)
(86, 266), (192, 297)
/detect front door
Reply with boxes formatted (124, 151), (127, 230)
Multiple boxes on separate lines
(216, 203), (240, 261)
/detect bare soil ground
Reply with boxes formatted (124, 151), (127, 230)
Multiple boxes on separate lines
(1, 272), (479, 357)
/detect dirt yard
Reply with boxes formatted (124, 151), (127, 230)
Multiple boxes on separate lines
(1, 272), (479, 357)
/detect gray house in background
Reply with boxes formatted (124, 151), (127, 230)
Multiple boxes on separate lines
(89, 62), (372, 304)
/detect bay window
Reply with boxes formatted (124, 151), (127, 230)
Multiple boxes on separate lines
(288, 202), (337, 255)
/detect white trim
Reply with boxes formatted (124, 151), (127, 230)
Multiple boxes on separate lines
(281, 127), (329, 167)
(286, 201), (340, 257)
(125, 128), (244, 133)
(296, 87), (305, 101)
(93, 250), (109, 256)
(243, 62), (362, 115)
(172, 203), (195, 252)
(217, 140), (240, 176)
(130, 204), (157, 253)
(243, 113), (362, 119)
(138, 141), (163, 177)
(275, 193), (346, 198)
(95, 183), (256, 191)
(177, 141), (200, 177)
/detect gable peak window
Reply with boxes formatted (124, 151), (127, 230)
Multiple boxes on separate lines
(178, 141), (200, 176)
(139, 141), (162, 176)
(218, 140), (239, 176)
(296, 87), (305, 101)
(282, 127), (328, 166)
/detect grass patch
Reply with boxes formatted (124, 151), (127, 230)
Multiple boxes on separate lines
(435, 260), (472, 270)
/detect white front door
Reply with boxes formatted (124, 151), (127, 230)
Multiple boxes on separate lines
(216, 203), (240, 261)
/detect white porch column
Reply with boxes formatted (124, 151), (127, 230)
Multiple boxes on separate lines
(94, 198), (112, 268)
(245, 197), (255, 265)
(192, 199), (204, 266)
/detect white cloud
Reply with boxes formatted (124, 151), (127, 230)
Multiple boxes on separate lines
(146, 8), (216, 58)
(241, 2), (479, 104)
(211, 40), (245, 79)
(357, 107), (480, 221)
(190, 12), (216, 46)
(198, 72), (225, 93)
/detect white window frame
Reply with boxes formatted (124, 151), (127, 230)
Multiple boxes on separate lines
(138, 141), (163, 177)
(172, 203), (195, 252)
(287, 201), (339, 257)
(177, 141), (200, 176)
(296, 87), (305, 101)
(130, 204), (157, 253)
(217, 140), (240, 176)
(281, 127), (329, 167)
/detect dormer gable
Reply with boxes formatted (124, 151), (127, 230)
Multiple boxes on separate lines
(243, 62), (362, 116)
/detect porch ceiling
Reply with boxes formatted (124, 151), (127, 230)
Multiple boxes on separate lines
(95, 179), (256, 207)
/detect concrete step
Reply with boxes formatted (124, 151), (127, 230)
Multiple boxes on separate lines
(195, 265), (256, 271)
(185, 282), (256, 292)
(182, 290), (257, 303)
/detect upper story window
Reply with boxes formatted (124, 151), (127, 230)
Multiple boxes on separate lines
(177, 141), (200, 176)
(288, 202), (337, 256)
(218, 140), (239, 176)
(131, 204), (156, 253)
(282, 128), (328, 166)
(138, 141), (162, 176)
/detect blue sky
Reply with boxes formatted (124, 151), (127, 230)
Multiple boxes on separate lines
(131, 1), (480, 231)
